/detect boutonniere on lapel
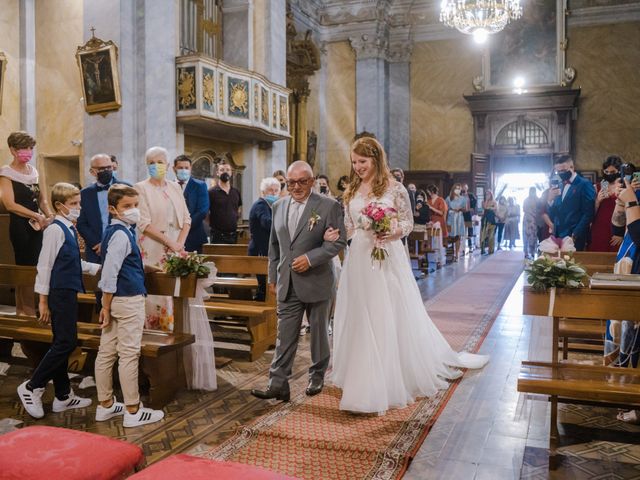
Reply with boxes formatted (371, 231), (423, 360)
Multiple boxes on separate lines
(308, 210), (321, 231)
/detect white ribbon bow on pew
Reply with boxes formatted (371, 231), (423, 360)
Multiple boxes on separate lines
(539, 236), (576, 258)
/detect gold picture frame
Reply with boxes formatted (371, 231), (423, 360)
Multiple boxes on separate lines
(0, 52), (7, 115)
(76, 31), (122, 115)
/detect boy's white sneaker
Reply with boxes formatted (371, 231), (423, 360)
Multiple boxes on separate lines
(123, 403), (164, 428)
(17, 380), (45, 419)
(95, 397), (126, 421)
(52, 388), (92, 412)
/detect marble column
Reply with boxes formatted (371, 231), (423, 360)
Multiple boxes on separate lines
(222, 0), (253, 70)
(82, 0), (179, 184)
(19, 0), (36, 142)
(262, 0), (287, 177)
(233, 0), (286, 214)
(387, 42), (412, 170)
(351, 35), (389, 155)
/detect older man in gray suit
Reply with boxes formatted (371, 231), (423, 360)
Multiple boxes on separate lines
(251, 161), (347, 401)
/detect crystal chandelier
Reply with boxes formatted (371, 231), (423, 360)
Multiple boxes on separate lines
(440, 0), (523, 43)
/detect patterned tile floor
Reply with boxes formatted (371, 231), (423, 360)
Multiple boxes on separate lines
(2, 249), (639, 479)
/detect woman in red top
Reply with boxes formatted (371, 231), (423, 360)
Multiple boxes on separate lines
(426, 184), (448, 237)
(588, 156), (624, 252)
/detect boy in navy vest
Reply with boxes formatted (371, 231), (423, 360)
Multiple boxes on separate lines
(17, 183), (100, 418)
(94, 185), (164, 427)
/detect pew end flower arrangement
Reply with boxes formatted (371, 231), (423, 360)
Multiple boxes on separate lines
(163, 251), (211, 278)
(525, 236), (588, 292)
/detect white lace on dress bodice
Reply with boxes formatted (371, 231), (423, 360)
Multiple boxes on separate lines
(344, 181), (414, 239)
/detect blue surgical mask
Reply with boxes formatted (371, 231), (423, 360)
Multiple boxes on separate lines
(264, 194), (278, 205)
(176, 169), (190, 182)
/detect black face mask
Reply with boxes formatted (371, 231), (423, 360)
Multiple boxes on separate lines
(603, 172), (618, 183)
(220, 172), (231, 182)
(97, 170), (113, 185)
(280, 182), (286, 190)
(394, 175), (403, 183)
(557, 170), (572, 182)
(319, 186), (328, 194)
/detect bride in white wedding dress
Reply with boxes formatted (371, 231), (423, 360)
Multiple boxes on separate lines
(329, 136), (489, 414)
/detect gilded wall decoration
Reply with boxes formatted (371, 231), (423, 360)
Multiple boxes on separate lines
(177, 66), (197, 110)
(261, 87), (269, 126)
(279, 95), (289, 131)
(0, 52), (6, 115)
(227, 77), (249, 118)
(254, 84), (259, 121)
(76, 30), (122, 114)
(272, 93), (277, 128)
(218, 73), (224, 114)
(202, 67), (215, 112)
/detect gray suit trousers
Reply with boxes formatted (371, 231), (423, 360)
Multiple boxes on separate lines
(268, 283), (331, 391)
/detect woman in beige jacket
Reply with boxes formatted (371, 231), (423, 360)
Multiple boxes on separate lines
(135, 146), (191, 331)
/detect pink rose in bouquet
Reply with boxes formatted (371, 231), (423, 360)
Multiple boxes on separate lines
(360, 202), (398, 266)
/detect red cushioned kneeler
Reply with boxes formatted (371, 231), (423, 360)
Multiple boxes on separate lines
(0, 426), (144, 480)
(129, 454), (299, 479)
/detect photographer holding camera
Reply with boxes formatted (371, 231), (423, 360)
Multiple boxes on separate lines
(605, 175), (640, 424)
(547, 155), (596, 251)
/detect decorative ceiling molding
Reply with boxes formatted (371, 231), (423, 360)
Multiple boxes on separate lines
(568, 4), (640, 27)
(289, 0), (640, 49)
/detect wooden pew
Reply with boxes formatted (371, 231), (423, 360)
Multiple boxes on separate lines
(0, 265), (196, 408)
(202, 243), (249, 256)
(573, 251), (616, 276)
(521, 286), (640, 468)
(202, 255), (276, 361)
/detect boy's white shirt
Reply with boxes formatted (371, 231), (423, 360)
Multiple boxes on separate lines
(97, 219), (133, 294)
(34, 215), (100, 295)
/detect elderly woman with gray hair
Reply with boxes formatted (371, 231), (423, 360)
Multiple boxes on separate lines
(248, 177), (281, 300)
(135, 146), (191, 331)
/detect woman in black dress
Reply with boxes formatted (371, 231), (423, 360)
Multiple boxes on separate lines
(0, 132), (53, 315)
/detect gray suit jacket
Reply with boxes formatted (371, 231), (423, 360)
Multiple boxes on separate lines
(268, 192), (347, 303)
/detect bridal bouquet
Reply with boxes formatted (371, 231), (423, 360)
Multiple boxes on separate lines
(359, 202), (398, 266)
(525, 251), (587, 292)
(163, 251), (211, 278)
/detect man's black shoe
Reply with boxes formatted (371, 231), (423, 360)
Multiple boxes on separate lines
(251, 387), (290, 402)
(305, 378), (324, 396)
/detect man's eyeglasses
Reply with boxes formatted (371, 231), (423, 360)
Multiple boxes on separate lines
(91, 166), (113, 173)
(286, 178), (313, 188)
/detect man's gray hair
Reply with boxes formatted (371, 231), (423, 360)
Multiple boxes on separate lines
(90, 153), (111, 167)
(260, 177), (281, 195)
(145, 146), (169, 163)
(287, 160), (313, 177)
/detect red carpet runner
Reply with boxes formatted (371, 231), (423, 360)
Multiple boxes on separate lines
(197, 252), (524, 479)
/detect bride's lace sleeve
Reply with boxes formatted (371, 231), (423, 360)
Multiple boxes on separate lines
(392, 182), (414, 237)
(344, 204), (355, 240)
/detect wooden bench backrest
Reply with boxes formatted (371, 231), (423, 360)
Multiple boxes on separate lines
(523, 285), (640, 321)
(202, 254), (274, 305)
(0, 264), (197, 333)
(202, 244), (249, 256)
(573, 251), (617, 266)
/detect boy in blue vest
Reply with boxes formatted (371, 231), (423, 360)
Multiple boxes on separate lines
(17, 183), (100, 418)
(94, 185), (164, 427)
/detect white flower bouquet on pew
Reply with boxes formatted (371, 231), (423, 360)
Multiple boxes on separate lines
(525, 236), (587, 292)
(162, 251), (211, 277)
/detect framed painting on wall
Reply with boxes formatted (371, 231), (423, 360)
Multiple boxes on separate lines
(0, 52), (6, 115)
(485, 0), (566, 89)
(76, 33), (122, 115)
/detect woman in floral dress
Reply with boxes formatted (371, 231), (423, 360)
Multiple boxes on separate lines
(135, 147), (191, 331)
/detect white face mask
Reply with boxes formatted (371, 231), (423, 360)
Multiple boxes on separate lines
(59, 204), (80, 222)
(121, 208), (141, 225)
(454, 189), (461, 195)
(65, 208), (81, 222)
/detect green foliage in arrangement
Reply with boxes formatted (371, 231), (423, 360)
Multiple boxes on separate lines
(525, 255), (588, 292)
(163, 251), (211, 278)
